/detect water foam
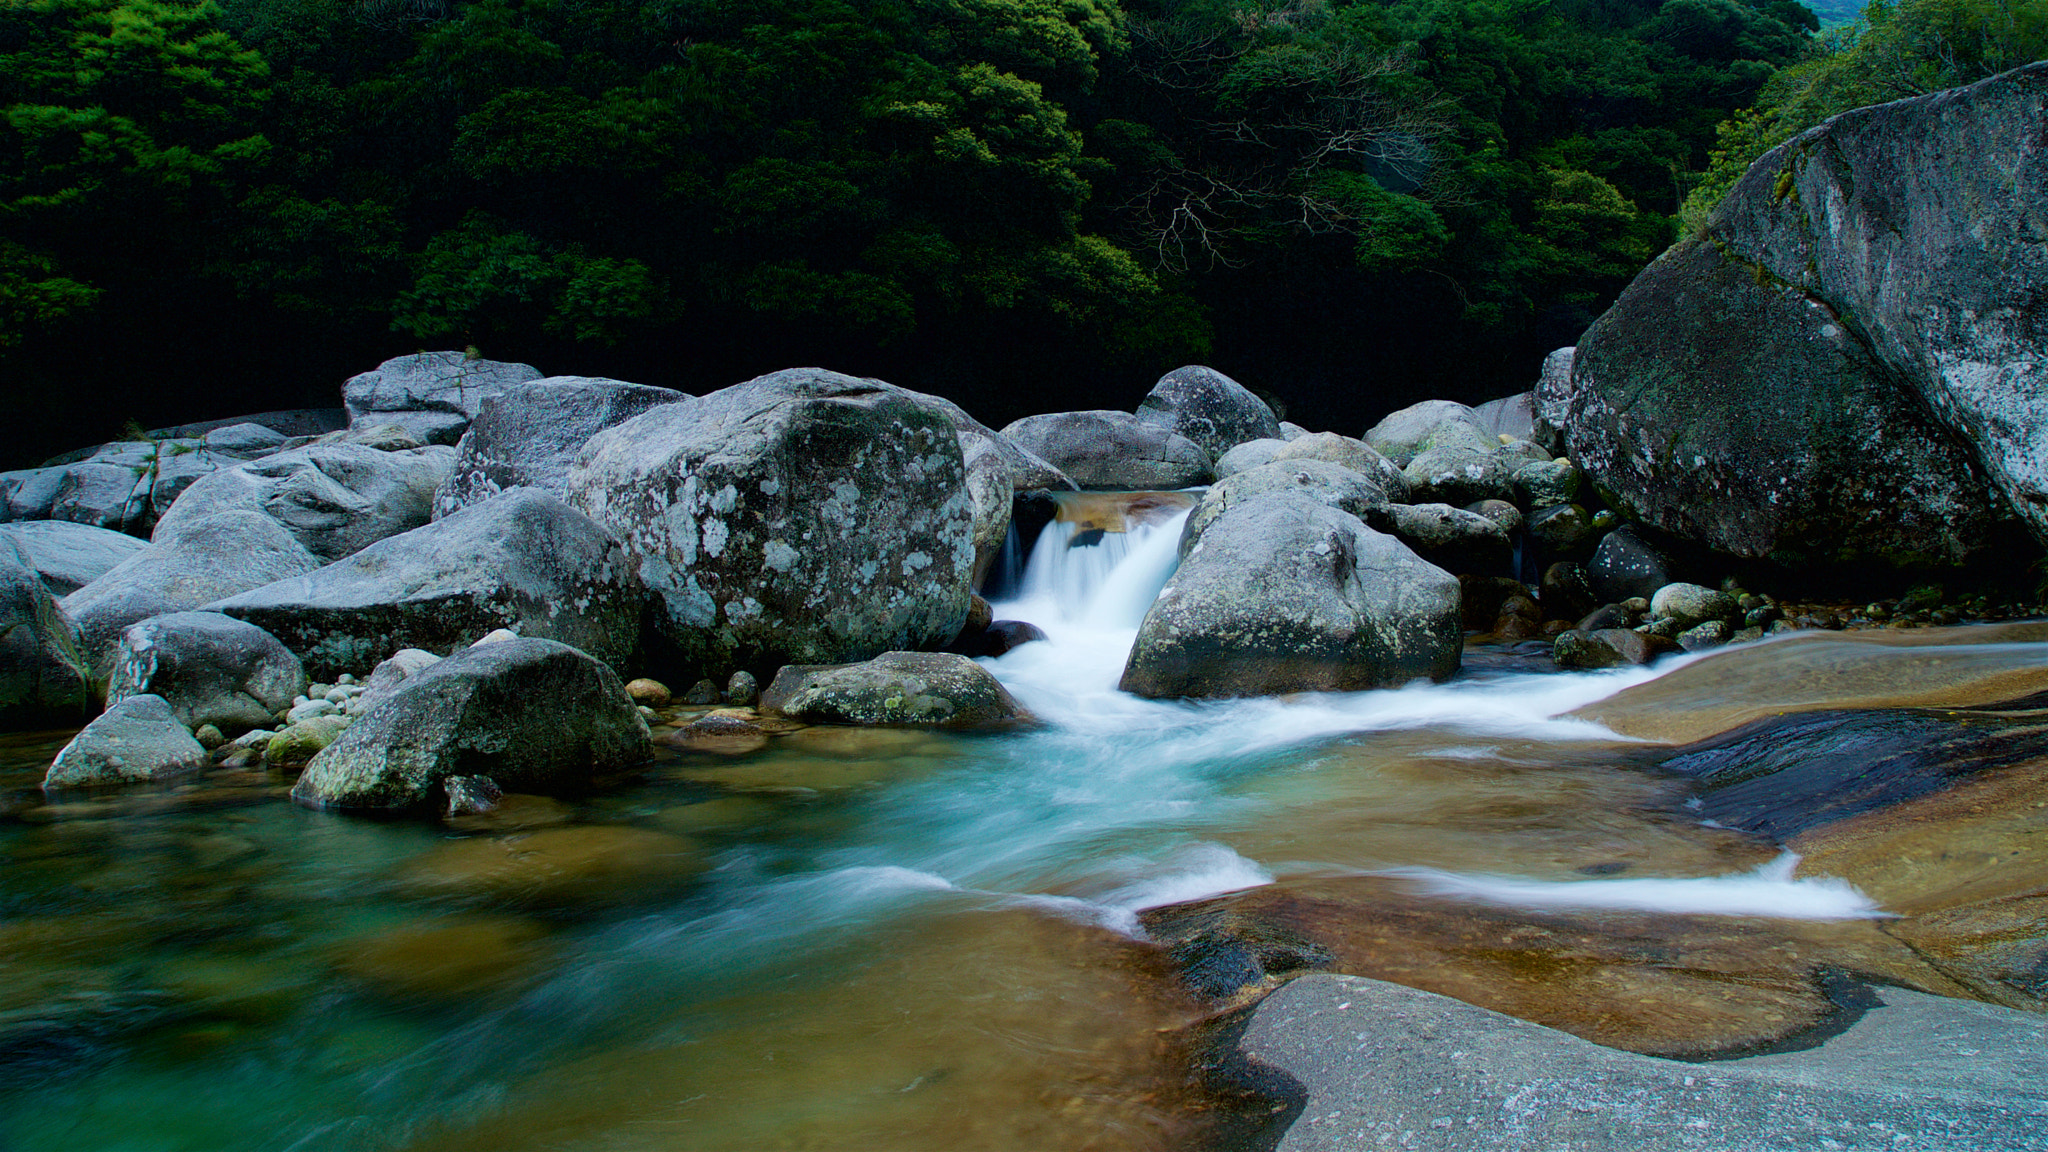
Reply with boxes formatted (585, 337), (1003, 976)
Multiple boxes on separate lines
(1381, 852), (1890, 919)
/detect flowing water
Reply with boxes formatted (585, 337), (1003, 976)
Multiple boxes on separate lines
(3, 496), (2046, 1150)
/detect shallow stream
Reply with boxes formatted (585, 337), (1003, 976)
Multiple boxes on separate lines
(2, 502), (2045, 1150)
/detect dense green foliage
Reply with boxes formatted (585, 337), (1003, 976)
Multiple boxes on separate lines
(1683, 0), (2048, 230)
(2, 0), (1834, 464)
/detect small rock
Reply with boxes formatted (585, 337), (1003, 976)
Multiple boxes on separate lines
(665, 714), (770, 756)
(763, 651), (1033, 728)
(1526, 503), (1594, 552)
(44, 695), (210, 789)
(287, 698), (339, 724)
(681, 679), (721, 706)
(471, 628), (519, 647)
(1512, 458), (1581, 509)
(982, 620), (1048, 656)
(1464, 499), (1523, 537)
(193, 724), (225, 749)
(725, 669), (759, 706)
(442, 775), (503, 818)
(625, 678), (671, 708)
(266, 716), (352, 764)
(1679, 620), (1731, 651)
(1649, 582), (1738, 629)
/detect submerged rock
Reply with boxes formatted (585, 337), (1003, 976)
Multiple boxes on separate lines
(105, 611), (305, 734)
(292, 637), (648, 811)
(44, 694), (208, 789)
(762, 651), (1032, 728)
(1122, 492), (1460, 699)
(570, 367), (976, 681)
(210, 488), (642, 681)
(393, 825), (705, 906)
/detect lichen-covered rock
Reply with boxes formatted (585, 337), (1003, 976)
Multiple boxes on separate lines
(266, 715), (351, 764)
(1526, 503), (1594, 553)
(342, 351), (544, 445)
(0, 521), (149, 597)
(1512, 459), (1581, 510)
(1649, 582), (1738, 630)
(1706, 63), (2048, 549)
(1121, 492), (1460, 699)
(1363, 400), (1490, 467)
(293, 637), (649, 811)
(1363, 502), (1512, 577)
(1214, 439), (1288, 478)
(209, 488), (642, 681)
(44, 694), (208, 789)
(1181, 460), (1388, 557)
(1402, 444), (1513, 506)
(1587, 524), (1679, 604)
(1553, 626), (1678, 669)
(1561, 237), (1998, 568)
(1532, 346), (1576, 453)
(63, 510), (323, 672)
(105, 611), (306, 734)
(1132, 365), (1281, 461)
(761, 651), (1032, 728)
(998, 410), (1213, 490)
(0, 538), (91, 730)
(431, 377), (691, 519)
(1271, 433), (1413, 502)
(570, 368), (976, 681)
(152, 442), (453, 562)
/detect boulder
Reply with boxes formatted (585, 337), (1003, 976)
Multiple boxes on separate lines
(43, 694), (208, 789)
(1402, 444), (1513, 506)
(1553, 626), (1678, 669)
(292, 637), (649, 811)
(1525, 503), (1594, 553)
(1649, 582), (1738, 630)
(209, 488), (642, 681)
(152, 442), (453, 562)
(1470, 391), (1536, 441)
(342, 351), (544, 444)
(1363, 400), (1490, 467)
(1559, 237), (1999, 568)
(431, 377), (691, 519)
(1271, 433), (1412, 502)
(1463, 499), (1522, 537)
(998, 410), (1213, 490)
(570, 368), (976, 681)
(0, 521), (147, 597)
(1512, 459), (1580, 509)
(1235, 972), (2048, 1152)
(1214, 438), (1288, 478)
(1121, 492), (1460, 698)
(1132, 365), (1281, 460)
(145, 443), (235, 522)
(1363, 503), (1512, 577)
(104, 611), (306, 734)
(0, 444), (155, 533)
(0, 539), (92, 730)
(1181, 460), (1388, 557)
(1704, 63), (2048, 549)
(1587, 524), (1678, 604)
(1531, 346), (1575, 452)
(1538, 562), (1599, 622)
(199, 422), (289, 458)
(63, 510), (323, 672)
(761, 651), (1032, 728)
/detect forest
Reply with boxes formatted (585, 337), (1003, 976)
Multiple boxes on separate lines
(3, 0), (2041, 467)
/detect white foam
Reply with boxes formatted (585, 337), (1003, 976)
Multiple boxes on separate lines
(1381, 852), (1890, 920)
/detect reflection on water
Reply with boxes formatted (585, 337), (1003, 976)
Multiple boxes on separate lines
(1, 505), (2045, 1148)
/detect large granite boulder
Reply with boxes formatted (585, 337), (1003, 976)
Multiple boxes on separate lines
(760, 651), (1032, 728)
(292, 637), (649, 811)
(0, 521), (148, 597)
(1364, 502), (1513, 577)
(431, 377), (691, 519)
(210, 488), (642, 681)
(1558, 237), (1998, 568)
(342, 351), (543, 445)
(43, 694), (209, 790)
(0, 442), (157, 533)
(1558, 64), (2048, 567)
(0, 539), (92, 730)
(152, 442), (453, 562)
(1271, 433), (1413, 502)
(63, 510), (323, 672)
(105, 611), (306, 734)
(998, 410), (1213, 490)
(1181, 460), (1389, 557)
(1133, 365), (1281, 461)
(1121, 492), (1461, 698)
(570, 368), (976, 681)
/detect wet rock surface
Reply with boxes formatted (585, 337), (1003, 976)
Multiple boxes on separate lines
(1234, 972), (2048, 1152)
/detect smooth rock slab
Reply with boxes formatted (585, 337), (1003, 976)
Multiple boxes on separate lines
(761, 651), (1032, 728)
(0, 521), (148, 597)
(210, 488), (641, 681)
(1236, 972), (2048, 1152)
(293, 637), (649, 811)
(44, 694), (209, 790)
(105, 611), (306, 734)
